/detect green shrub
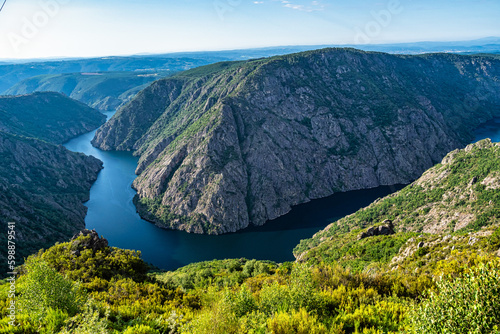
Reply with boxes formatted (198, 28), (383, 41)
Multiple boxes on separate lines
(123, 324), (160, 334)
(259, 282), (293, 315)
(239, 311), (269, 334)
(17, 258), (85, 321)
(60, 299), (109, 334)
(231, 284), (258, 317)
(410, 261), (500, 334)
(181, 295), (240, 334)
(267, 308), (328, 334)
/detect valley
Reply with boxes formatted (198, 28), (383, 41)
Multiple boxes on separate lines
(0, 43), (499, 334)
(2, 48), (497, 274)
(93, 49), (500, 235)
(62, 108), (500, 271)
(2, 130), (498, 333)
(1, 0), (500, 331)
(65, 124), (405, 269)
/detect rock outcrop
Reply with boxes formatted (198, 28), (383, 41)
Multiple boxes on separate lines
(92, 48), (500, 234)
(69, 229), (109, 255)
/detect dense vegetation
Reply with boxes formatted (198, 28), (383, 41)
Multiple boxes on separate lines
(0, 229), (498, 333)
(6, 72), (169, 111)
(0, 92), (105, 144)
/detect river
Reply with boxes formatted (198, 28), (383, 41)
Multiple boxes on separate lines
(64, 112), (499, 270)
(473, 117), (500, 143)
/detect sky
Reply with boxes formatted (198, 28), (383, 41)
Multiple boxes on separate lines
(0, 0), (499, 59)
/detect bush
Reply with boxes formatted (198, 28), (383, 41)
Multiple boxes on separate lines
(60, 299), (109, 334)
(239, 311), (269, 333)
(267, 308), (328, 334)
(17, 258), (85, 321)
(123, 324), (160, 334)
(410, 261), (500, 334)
(231, 285), (258, 317)
(181, 289), (240, 334)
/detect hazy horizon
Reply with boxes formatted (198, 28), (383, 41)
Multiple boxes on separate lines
(0, 0), (499, 59)
(1, 36), (500, 62)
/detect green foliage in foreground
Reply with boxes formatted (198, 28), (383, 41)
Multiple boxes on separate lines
(16, 258), (85, 322)
(157, 258), (278, 290)
(410, 262), (500, 334)
(0, 231), (499, 333)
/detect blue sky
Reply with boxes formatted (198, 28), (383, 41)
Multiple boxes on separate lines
(0, 0), (499, 59)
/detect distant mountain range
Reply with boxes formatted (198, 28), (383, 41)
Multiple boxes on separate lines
(6, 72), (169, 111)
(1, 38), (499, 95)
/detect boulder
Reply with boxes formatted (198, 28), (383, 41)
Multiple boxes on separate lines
(469, 176), (478, 186)
(357, 220), (395, 240)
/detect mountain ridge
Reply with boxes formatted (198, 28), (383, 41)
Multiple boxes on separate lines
(0, 92), (106, 143)
(92, 48), (500, 234)
(5, 72), (167, 111)
(0, 92), (106, 272)
(0, 131), (103, 273)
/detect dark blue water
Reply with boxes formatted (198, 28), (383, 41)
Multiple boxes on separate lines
(64, 113), (499, 271)
(474, 117), (500, 143)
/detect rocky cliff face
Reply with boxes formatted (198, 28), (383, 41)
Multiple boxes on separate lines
(92, 48), (500, 234)
(0, 131), (103, 268)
